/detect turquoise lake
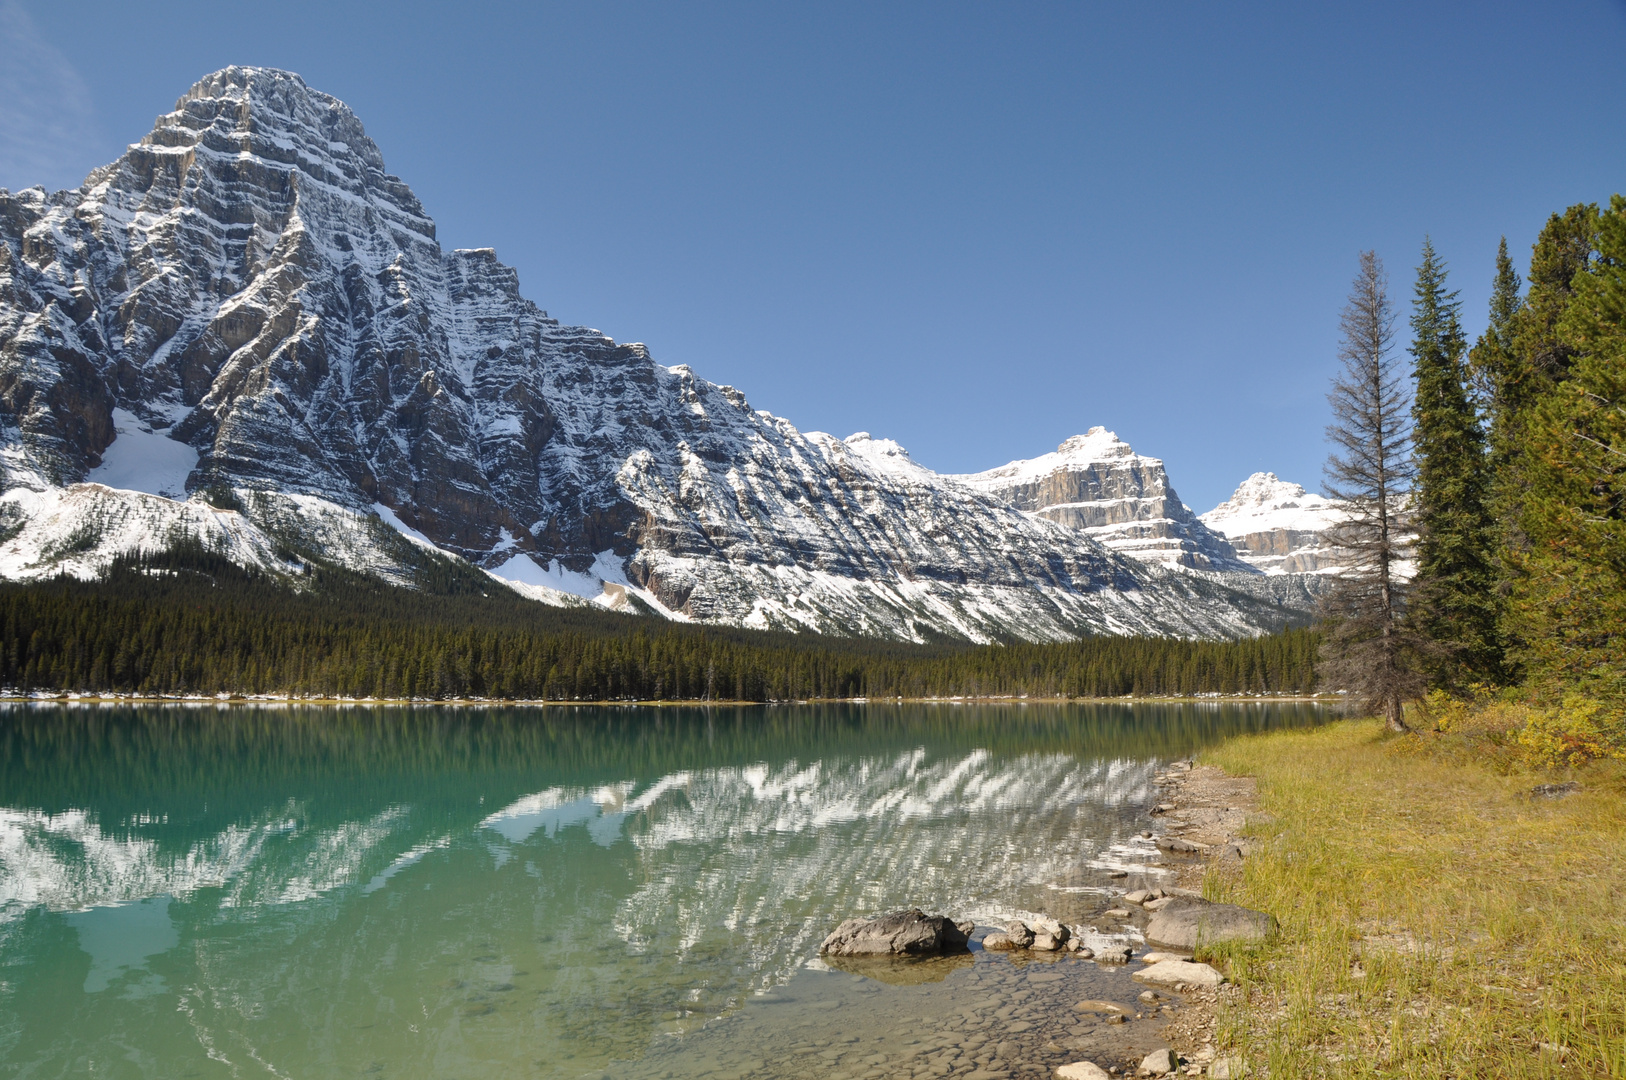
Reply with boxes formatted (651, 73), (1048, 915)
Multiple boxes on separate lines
(0, 702), (1327, 1078)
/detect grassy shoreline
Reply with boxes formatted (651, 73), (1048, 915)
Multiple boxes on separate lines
(1193, 718), (1625, 1078)
(0, 692), (1341, 707)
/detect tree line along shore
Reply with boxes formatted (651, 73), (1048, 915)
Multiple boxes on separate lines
(0, 543), (1319, 702)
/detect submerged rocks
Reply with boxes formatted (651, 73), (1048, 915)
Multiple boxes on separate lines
(819, 909), (970, 956)
(1145, 897), (1276, 950)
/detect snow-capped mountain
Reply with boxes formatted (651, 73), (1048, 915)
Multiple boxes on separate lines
(0, 67), (1315, 642)
(1199, 472), (1345, 575)
(956, 427), (1255, 574)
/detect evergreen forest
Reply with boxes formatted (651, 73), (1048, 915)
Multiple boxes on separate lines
(1370, 193), (1626, 760)
(0, 543), (1318, 701)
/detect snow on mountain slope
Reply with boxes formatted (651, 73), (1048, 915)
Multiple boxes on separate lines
(1199, 472), (1347, 575)
(955, 428), (1256, 574)
(0, 67), (1314, 642)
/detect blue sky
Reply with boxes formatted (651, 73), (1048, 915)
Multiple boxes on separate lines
(4, 1), (1625, 510)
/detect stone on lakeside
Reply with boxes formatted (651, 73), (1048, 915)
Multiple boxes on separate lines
(818, 909), (970, 956)
(1156, 837), (1203, 853)
(1144, 897), (1175, 911)
(1139, 951), (1191, 964)
(1056, 1062), (1111, 1080)
(1095, 944), (1133, 964)
(1066, 940), (1094, 957)
(1032, 932), (1065, 951)
(1208, 1056), (1245, 1079)
(1103, 908), (1131, 918)
(1133, 960), (1224, 988)
(982, 931), (1016, 951)
(1123, 889), (1151, 904)
(1005, 920), (1037, 948)
(1139, 1048), (1180, 1075)
(1145, 897), (1277, 950)
(1073, 999), (1130, 1015)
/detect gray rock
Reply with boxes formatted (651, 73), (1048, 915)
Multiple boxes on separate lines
(819, 909), (971, 957)
(1056, 1063), (1111, 1080)
(1133, 960), (1224, 987)
(1155, 837), (1203, 853)
(1124, 889), (1151, 904)
(1146, 897), (1276, 949)
(982, 932), (1016, 951)
(1005, 920), (1036, 948)
(1094, 944), (1133, 964)
(1138, 1047), (1179, 1075)
(1208, 1056), (1244, 1079)
(1032, 932), (1064, 952)
(1144, 896), (1175, 911)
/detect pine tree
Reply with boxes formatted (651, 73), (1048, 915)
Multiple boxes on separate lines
(1319, 251), (1424, 731)
(1508, 195), (1626, 699)
(1497, 204), (1600, 673)
(1466, 237), (1523, 464)
(1408, 238), (1500, 685)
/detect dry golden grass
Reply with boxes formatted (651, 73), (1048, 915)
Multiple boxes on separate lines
(1196, 717), (1626, 1078)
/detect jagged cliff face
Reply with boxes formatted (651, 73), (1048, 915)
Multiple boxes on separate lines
(1198, 472), (1345, 575)
(955, 427), (1256, 574)
(0, 68), (1315, 642)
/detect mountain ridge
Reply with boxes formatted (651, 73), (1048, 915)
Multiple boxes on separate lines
(0, 67), (1322, 643)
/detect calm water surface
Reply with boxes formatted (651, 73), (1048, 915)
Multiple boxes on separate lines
(0, 702), (1326, 1078)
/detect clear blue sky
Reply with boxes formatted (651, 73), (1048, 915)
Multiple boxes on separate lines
(4, 1), (1625, 511)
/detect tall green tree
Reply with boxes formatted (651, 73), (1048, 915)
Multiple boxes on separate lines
(1320, 251), (1423, 731)
(1408, 238), (1500, 685)
(1509, 194), (1626, 699)
(1496, 204), (1600, 672)
(1466, 237), (1523, 466)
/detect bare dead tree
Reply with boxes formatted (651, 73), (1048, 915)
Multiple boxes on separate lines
(1320, 250), (1423, 731)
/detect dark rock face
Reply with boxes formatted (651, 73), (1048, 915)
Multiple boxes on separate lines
(0, 67), (1318, 642)
(1144, 897), (1277, 949)
(818, 909), (971, 957)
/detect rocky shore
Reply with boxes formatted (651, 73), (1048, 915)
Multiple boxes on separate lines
(782, 759), (1270, 1079)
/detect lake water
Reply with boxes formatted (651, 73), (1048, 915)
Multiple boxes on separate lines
(0, 702), (1326, 1078)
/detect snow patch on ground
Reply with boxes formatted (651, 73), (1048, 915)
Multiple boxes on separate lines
(370, 502), (440, 550)
(86, 410), (198, 499)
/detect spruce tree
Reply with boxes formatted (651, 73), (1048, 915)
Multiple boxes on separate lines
(1509, 195), (1626, 700)
(1496, 204), (1600, 673)
(1466, 237), (1523, 464)
(1320, 251), (1423, 730)
(1408, 239), (1499, 685)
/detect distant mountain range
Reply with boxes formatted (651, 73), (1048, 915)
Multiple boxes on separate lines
(0, 67), (1340, 643)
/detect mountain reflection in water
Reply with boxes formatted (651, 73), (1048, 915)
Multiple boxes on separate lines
(0, 701), (1325, 1077)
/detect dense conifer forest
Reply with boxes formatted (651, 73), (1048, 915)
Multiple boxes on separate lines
(0, 544), (1319, 701)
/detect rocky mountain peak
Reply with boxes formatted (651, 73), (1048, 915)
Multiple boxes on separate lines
(954, 431), (1253, 574)
(1210, 471), (1311, 512)
(1055, 426), (1136, 461)
(1199, 473), (1345, 575)
(0, 68), (1324, 643)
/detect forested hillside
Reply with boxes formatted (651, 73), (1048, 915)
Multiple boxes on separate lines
(0, 544), (1318, 701)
